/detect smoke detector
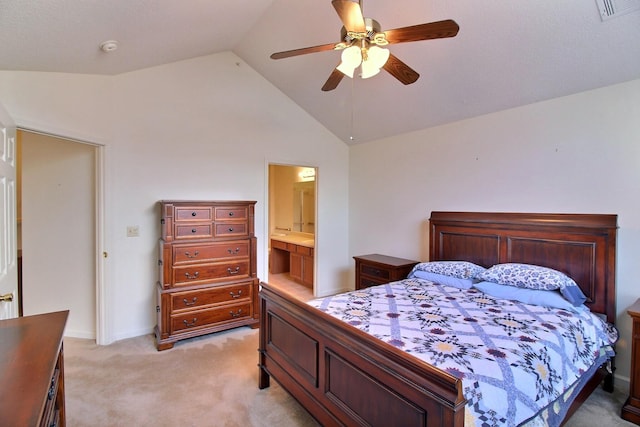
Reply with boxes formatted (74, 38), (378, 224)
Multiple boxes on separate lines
(99, 40), (119, 53)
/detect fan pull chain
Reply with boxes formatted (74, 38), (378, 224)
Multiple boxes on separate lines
(349, 76), (355, 141)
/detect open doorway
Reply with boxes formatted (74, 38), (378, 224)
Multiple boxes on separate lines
(267, 164), (316, 301)
(18, 129), (100, 339)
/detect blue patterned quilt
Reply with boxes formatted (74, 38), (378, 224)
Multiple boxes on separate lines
(308, 278), (618, 427)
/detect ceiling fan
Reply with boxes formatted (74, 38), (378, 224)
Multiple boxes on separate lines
(270, 0), (459, 91)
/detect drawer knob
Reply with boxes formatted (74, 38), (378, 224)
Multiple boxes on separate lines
(229, 309), (243, 318)
(185, 271), (200, 280)
(230, 290), (243, 299)
(228, 227), (234, 232)
(227, 247), (240, 254)
(184, 250), (199, 258)
(191, 228), (197, 233)
(227, 267), (240, 275)
(183, 297), (197, 306)
(191, 212), (197, 216)
(228, 212), (234, 217)
(48, 377), (56, 400)
(183, 318), (198, 328)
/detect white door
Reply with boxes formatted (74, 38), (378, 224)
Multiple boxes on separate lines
(0, 102), (18, 319)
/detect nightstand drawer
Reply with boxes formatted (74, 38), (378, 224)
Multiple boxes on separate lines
(361, 264), (391, 280)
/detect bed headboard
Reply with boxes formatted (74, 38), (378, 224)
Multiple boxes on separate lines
(429, 212), (618, 324)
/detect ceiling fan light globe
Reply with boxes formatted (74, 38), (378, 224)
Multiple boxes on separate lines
(336, 45), (361, 78)
(367, 46), (390, 68)
(360, 65), (381, 79)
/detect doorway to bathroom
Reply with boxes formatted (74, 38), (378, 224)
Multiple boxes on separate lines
(267, 164), (316, 300)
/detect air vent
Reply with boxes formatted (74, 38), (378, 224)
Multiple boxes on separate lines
(596, 0), (640, 20)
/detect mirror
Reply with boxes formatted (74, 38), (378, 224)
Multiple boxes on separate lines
(269, 165), (315, 236)
(293, 181), (315, 233)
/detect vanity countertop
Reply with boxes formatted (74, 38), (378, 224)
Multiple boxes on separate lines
(270, 233), (314, 248)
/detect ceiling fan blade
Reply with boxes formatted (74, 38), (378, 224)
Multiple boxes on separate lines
(321, 68), (345, 91)
(384, 19), (459, 44)
(271, 42), (339, 60)
(332, 0), (366, 33)
(383, 53), (420, 85)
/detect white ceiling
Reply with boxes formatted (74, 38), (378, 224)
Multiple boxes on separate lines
(1, 0), (639, 144)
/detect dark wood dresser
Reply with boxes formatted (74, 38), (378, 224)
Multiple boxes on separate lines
(622, 298), (640, 425)
(155, 200), (259, 350)
(0, 310), (68, 427)
(354, 254), (419, 290)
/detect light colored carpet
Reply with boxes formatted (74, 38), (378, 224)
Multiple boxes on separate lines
(64, 328), (318, 427)
(64, 328), (634, 426)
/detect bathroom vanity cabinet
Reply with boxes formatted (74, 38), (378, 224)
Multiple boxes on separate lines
(270, 237), (314, 288)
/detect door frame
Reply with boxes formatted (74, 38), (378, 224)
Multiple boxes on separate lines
(18, 127), (107, 344)
(265, 160), (318, 296)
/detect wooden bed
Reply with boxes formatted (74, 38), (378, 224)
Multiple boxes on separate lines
(258, 212), (618, 426)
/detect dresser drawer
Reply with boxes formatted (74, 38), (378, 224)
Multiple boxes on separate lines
(171, 283), (252, 311)
(214, 221), (248, 238)
(215, 206), (248, 221)
(171, 302), (252, 333)
(173, 241), (250, 265)
(175, 206), (212, 222)
(173, 260), (250, 286)
(175, 223), (213, 239)
(40, 367), (60, 427)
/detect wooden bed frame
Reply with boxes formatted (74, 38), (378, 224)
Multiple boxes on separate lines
(258, 212), (618, 426)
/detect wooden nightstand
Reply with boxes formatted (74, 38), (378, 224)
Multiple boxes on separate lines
(354, 254), (419, 290)
(622, 298), (640, 425)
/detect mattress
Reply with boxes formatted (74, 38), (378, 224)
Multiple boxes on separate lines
(308, 278), (618, 427)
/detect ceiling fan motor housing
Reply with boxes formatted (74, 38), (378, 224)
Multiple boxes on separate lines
(341, 18), (384, 45)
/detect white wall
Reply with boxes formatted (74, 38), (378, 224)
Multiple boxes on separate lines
(0, 51), (350, 343)
(349, 78), (640, 383)
(2, 49), (635, 385)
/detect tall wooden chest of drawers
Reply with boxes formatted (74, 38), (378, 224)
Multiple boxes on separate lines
(154, 200), (259, 350)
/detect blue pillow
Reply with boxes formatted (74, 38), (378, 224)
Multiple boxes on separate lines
(559, 283), (588, 307)
(473, 281), (586, 312)
(409, 261), (486, 280)
(478, 263), (587, 306)
(410, 270), (475, 290)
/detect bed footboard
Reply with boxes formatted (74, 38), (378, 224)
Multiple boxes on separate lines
(258, 283), (466, 427)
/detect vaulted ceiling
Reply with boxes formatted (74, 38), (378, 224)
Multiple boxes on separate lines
(1, 0), (639, 144)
